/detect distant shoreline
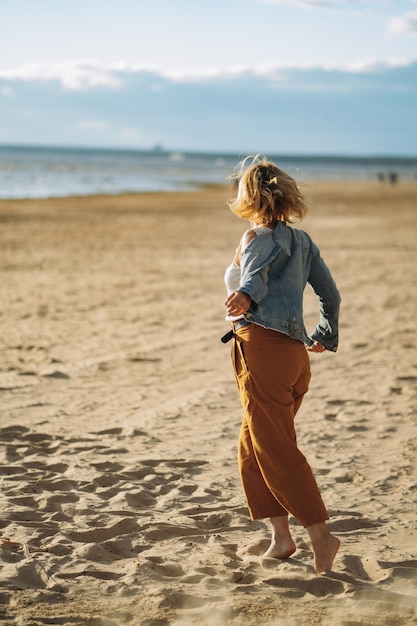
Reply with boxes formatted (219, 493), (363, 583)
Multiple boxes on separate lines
(1, 145), (416, 200)
(1, 179), (416, 206)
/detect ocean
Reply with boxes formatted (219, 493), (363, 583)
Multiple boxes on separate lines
(1, 145), (416, 199)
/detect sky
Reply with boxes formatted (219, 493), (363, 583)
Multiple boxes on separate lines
(0, 0), (416, 155)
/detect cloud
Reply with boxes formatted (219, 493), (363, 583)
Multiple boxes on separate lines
(259, 0), (345, 7)
(0, 58), (413, 92)
(257, 0), (383, 10)
(0, 60), (127, 91)
(1, 59), (415, 155)
(388, 11), (417, 37)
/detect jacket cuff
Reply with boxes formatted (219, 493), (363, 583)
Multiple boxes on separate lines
(310, 327), (338, 352)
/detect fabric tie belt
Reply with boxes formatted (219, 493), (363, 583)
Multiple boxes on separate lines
(221, 318), (251, 343)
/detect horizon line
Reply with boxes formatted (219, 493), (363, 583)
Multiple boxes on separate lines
(1, 142), (417, 161)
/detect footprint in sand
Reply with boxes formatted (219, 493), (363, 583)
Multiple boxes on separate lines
(0, 425), (244, 601)
(8, 561), (51, 590)
(24, 460), (68, 473)
(125, 488), (158, 508)
(0, 425), (31, 440)
(159, 589), (217, 611)
(340, 554), (373, 581)
(73, 542), (133, 563)
(90, 460), (124, 472)
(7, 495), (38, 509)
(327, 513), (382, 534)
(139, 558), (186, 578)
(144, 523), (208, 541)
(63, 518), (139, 543)
(264, 574), (345, 597)
(37, 492), (79, 512)
(0, 538), (25, 564)
(374, 559), (417, 582)
(0, 465), (28, 476)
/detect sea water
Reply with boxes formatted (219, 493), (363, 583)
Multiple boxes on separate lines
(0, 145), (416, 199)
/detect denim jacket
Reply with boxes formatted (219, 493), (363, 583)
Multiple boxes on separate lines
(239, 221), (341, 351)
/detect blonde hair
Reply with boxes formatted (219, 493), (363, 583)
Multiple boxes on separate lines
(228, 155), (307, 224)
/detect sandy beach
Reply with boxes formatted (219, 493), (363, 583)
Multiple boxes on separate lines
(1, 181), (417, 625)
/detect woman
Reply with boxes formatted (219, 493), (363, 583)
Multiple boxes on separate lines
(224, 156), (341, 574)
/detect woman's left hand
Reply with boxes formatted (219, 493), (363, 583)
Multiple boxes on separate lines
(307, 341), (326, 353)
(225, 291), (252, 317)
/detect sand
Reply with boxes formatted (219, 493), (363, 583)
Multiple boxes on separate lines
(0, 181), (416, 626)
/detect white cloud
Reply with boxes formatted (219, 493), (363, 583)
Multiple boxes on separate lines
(259, 0), (345, 7)
(0, 86), (13, 96)
(388, 11), (417, 37)
(336, 57), (412, 72)
(257, 0), (383, 9)
(0, 60), (125, 90)
(150, 58), (416, 84)
(0, 57), (414, 92)
(0, 56), (415, 155)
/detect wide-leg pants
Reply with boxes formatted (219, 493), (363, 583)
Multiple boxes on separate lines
(232, 323), (328, 528)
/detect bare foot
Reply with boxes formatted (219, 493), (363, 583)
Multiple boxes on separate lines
(313, 535), (340, 574)
(263, 537), (296, 559)
(264, 516), (297, 559)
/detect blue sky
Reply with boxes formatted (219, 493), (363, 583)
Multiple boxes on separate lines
(1, 0), (416, 155)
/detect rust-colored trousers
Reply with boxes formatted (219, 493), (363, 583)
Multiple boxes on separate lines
(232, 323), (328, 528)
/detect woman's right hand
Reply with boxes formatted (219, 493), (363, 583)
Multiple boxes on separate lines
(225, 291), (252, 317)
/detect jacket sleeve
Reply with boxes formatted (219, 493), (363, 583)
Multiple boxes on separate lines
(238, 264), (269, 307)
(308, 246), (341, 352)
(236, 241), (271, 305)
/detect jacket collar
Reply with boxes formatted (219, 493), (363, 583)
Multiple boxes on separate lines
(272, 221), (292, 257)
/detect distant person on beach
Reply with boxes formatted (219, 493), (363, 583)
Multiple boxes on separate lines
(223, 155), (341, 574)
